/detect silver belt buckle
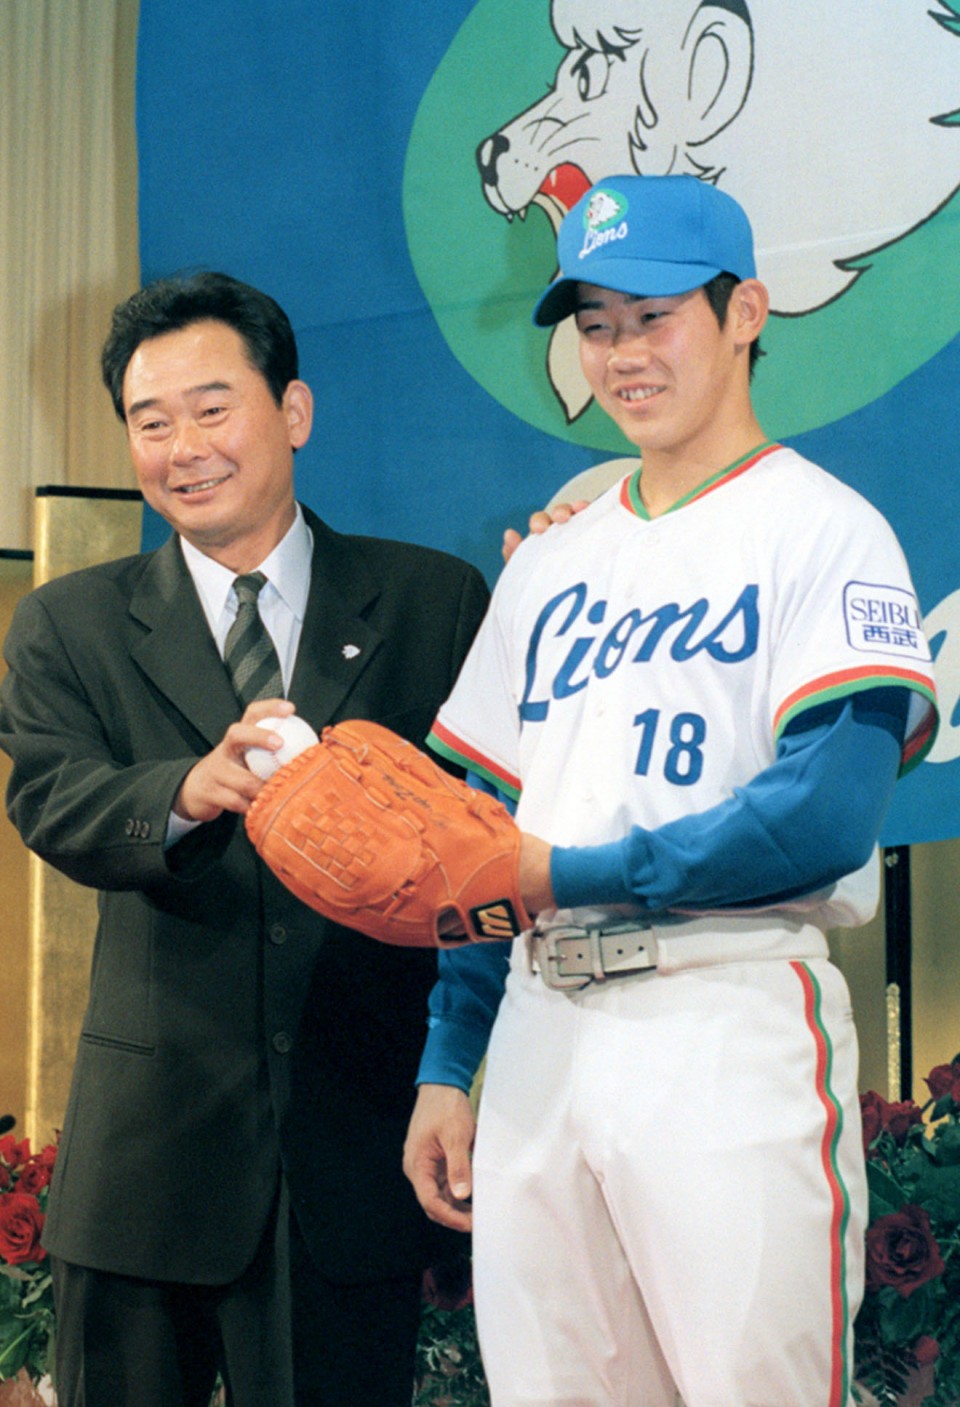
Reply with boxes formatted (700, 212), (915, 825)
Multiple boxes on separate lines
(531, 922), (656, 991)
(532, 926), (596, 991)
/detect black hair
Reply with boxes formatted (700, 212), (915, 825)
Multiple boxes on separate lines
(101, 271), (299, 419)
(702, 272), (763, 377)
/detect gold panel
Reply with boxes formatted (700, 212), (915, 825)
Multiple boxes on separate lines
(27, 860), (104, 1145)
(830, 842), (960, 1105)
(34, 486), (143, 583)
(830, 908), (888, 1094)
(24, 489), (142, 1144)
(910, 837), (960, 1097)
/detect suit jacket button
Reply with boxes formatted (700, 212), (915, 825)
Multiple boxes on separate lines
(140, 820), (151, 839)
(272, 1032), (292, 1054)
(269, 924), (287, 945)
(125, 818), (135, 836)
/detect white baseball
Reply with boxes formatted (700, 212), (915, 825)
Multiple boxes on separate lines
(244, 714), (320, 780)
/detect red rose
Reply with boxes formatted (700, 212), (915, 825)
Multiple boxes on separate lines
(860, 1092), (925, 1146)
(925, 1061), (960, 1106)
(912, 1336), (940, 1367)
(860, 1091), (887, 1152)
(884, 1099), (924, 1143)
(16, 1162), (51, 1195)
(865, 1205), (945, 1297)
(33, 1143), (58, 1170)
(0, 1192), (46, 1265)
(0, 1166), (9, 1191)
(0, 1134), (31, 1171)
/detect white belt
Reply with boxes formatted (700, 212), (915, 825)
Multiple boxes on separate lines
(529, 921), (658, 991)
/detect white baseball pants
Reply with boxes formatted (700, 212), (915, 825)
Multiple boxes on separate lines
(471, 948), (867, 1407)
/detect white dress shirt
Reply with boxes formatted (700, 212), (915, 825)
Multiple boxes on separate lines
(166, 506), (314, 845)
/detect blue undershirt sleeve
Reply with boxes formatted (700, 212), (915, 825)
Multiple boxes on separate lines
(416, 772), (514, 1091)
(550, 687), (910, 913)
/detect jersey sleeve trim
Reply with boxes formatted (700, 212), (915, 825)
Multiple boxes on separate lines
(427, 721), (522, 801)
(773, 667), (938, 774)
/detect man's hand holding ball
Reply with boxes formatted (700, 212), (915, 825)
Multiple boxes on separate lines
(244, 713), (320, 779)
(173, 702), (320, 824)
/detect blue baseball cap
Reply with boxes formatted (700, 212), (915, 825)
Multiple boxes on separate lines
(532, 174), (757, 327)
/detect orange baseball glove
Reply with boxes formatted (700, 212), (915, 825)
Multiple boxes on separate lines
(245, 719), (531, 948)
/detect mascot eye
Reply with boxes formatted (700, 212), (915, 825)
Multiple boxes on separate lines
(573, 50), (611, 102)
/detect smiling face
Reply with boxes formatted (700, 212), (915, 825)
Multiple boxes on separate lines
(122, 319), (313, 571)
(574, 281), (766, 483)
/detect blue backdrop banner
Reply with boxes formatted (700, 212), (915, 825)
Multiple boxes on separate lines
(136, 0), (960, 845)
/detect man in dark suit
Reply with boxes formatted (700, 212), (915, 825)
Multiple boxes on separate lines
(0, 272), (489, 1407)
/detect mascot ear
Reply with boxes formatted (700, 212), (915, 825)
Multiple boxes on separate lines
(682, 3), (754, 144)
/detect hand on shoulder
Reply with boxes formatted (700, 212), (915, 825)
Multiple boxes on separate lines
(502, 499), (590, 564)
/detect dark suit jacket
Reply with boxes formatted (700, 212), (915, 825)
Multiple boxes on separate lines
(0, 507), (489, 1285)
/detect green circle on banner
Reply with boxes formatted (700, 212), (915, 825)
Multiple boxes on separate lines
(403, 0), (960, 448)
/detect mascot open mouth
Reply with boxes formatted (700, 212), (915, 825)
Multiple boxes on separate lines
(533, 163), (593, 233)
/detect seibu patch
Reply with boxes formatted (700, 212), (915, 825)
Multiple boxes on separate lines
(844, 581), (931, 659)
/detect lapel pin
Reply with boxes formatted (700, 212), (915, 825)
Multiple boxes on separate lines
(342, 644), (361, 660)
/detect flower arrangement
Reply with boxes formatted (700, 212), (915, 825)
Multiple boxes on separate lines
(414, 1251), (489, 1407)
(854, 1057), (960, 1406)
(0, 1118), (487, 1406)
(0, 1131), (57, 1387)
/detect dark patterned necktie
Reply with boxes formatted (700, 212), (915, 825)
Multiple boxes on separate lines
(223, 572), (284, 706)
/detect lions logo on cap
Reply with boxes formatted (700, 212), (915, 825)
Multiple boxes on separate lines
(583, 188), (627, 232)
(580, 188), (629, 259)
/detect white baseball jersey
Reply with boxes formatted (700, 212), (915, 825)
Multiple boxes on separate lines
(431, 443), (937, 953)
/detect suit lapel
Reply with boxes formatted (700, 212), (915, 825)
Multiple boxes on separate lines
(128, 535), (241, 749)
(288, 511), (383, 728)
(125, 512), (384, 744)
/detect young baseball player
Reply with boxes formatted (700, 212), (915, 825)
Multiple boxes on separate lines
(404, 175), (939, 1407)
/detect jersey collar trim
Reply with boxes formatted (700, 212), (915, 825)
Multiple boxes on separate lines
(620, 441), (780, 520)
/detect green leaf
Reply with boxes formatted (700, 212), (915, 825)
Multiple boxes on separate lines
(20, 1272), (52, 1311)
(0, 1322), (33, 1380)
(877, 1283), (931, 1343)
(867, 1162), (906, 1217)
(932, 1122), (960, 1167)
(911, 1163), (960, 1226)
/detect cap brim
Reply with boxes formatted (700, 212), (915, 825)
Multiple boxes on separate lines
(532, 258), (727, 327)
